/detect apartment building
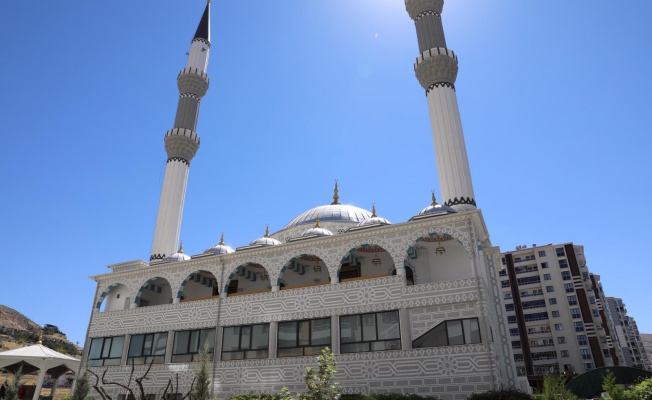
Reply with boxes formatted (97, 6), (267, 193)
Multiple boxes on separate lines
(605, 297), (651, 370)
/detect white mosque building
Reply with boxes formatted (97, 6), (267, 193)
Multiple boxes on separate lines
(83, 1), (526, 398)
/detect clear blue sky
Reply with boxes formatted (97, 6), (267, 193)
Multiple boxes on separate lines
(1, 1), (651, 346)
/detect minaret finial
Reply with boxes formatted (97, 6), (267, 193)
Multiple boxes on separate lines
(315, 214), (321, 228)
(178, 241), (184, 253)
(371, 203), (377, 217)
(331, 180), (340, 205)
(37, 331), (43, 345)
(264, 224), (270, 238)
(431, 190), (438, 206)
(219, 233), (225, 246)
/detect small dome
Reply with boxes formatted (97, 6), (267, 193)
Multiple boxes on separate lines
(250, 225), (282, 246)
(357, 203), (391, 227)
(204, 233), (235, 255)
(416, 191), (457, 217)
(301, 227), (334, 237)
(163, 242), (191, 262)
(284, 181), (372, 228)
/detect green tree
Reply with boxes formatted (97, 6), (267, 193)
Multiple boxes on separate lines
(302, 347), (341, 400)
(71, 371), (91, 400)
(602, 372), (628, 400)
(190, 345), (213, 400)
(4, 367), (25, 400)
(628, 376), (652, 400)
(533, 374), (576, 400)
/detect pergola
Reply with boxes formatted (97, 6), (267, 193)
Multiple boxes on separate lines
(0, 343), (80, 400)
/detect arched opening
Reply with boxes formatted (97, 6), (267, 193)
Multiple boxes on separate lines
(338, 244), (393, 282)
(225, 263), (271, 296)
(391, 265), (415, 286)
(97, 283), (130, 312)
(136, 277), (173, 307)
(179, 270), (219, 302)
(405, 233), (472, 285)
(279, 255), (329, 290)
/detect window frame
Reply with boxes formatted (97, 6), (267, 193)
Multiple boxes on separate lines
(412, 318), (482, 348)
(221, 324), (269, 361)
(88, 336), (125, 367)
(171, 328), (216, 363)
(127, 332), (168, 365)
(278, 317), (331, 357)
(340, 311), (401, 354)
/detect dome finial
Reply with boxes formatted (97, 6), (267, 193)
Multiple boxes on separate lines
(37, 331), (43, 345)
(431, 190), (438, 206)
(331, 180), (340, 205)
(219, 233), (225, 246)
(371, 203), (377, 217)
(264, 224), (270, 238)
(178, 241), (184, 253)
(315, 214), (321, 228)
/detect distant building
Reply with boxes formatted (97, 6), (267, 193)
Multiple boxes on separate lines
(605, 298), (651, 370)
(500, 243), (621, 384)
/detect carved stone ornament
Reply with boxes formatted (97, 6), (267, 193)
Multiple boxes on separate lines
(164, 128), (200, 161)
(415, 49), (458, 89)
(177, 67), (209, 97)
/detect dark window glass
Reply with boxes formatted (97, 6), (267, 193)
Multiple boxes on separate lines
(221, 324), (269, 361)
(279, 318), (330, 357)
(88, 336), (125, 367)
(412, 318), (482, 348)
(340, 311), (400, 354)
(172, 328), (216, 363)
(127, 332), (167, 365)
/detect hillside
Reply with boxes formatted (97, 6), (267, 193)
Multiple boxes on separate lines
(0, 305), (81, 356)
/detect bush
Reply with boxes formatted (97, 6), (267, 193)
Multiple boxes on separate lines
(468, 389), (532, 400)
(628, 377), (652, 400)
(72, 372), (91, 400)
(4, 367), (25, 400)
(533, 375), (576, 400)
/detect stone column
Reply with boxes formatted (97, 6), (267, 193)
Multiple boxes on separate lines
(399, 308), (412, 350)
(269, 321), (278, 358)
(331, 315), (340, 354)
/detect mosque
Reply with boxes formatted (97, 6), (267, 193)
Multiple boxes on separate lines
(84, 1), (526, 398)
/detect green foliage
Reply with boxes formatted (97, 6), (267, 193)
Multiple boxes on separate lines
(190, 345), (213, 400)
(59, 395), (73, 400)
(467, 389), (532, 400)
(4, 367), (25, 400)
(602, 372), (628, 400)
(302, 348), (341, 400)
(228, 395), (281, 400)
(72, 372), (92, 400)
(628, 377), (652, 400)
(533, 375), (576, 400)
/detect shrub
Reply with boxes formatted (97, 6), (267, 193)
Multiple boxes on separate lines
(533, 375), (576, 400)
(71, 372), (91, 400)
(628, 377), (652, 400)
(4, 367), (25, 400)
(468, 389), (532, 400)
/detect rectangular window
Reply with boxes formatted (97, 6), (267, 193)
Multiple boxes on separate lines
(524, 312), (549, 322)
(561, 350), (569, 358)
(568, 295), (578, 306)
(556, 248), (565, 257)
(516, 276), (541, 286)
(279, 318), (331, 357)
(510, 328), (519, 337)
(574, 322), (584, 332)
(571, 308), (581, 319)
(584, 363), (595, 371)
(558, 337), (566, 344)
(593, 309), (600, 317)
(589, 296), (596, 304)
(88, 336), (125, 367)
(221, 324), (268, 361)
(577, 335), (588, 346)
(412, 318), (481, 348)
(580, 348), (592, 360)
(341, 311), (400, 354)
(544, 274), (551, 280)
(541, 262), (549, 269)
(514, 354), (524, 362)
(501, 280), (510, 288)
(546, 286), (554, 293)
(505, 303), (515, 312)
(564, 283), (575, 293)
(127, 332), (167, 365)
(512, 340), (521, 349)
(558, 259), (569, 268)
(522, 299), (546, 310)
(561, 271), (571, 281)
(549, 298), (557, 305)
(552, 310), (560, 318)
(555, 324), (563, 331)
(172, 328), (216, 363)
(538, 251), (546, 257)
(507, 316), (517, 324)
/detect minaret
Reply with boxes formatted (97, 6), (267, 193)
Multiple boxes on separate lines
(405, 0), (476, 211)
(150, 2), (211, 261)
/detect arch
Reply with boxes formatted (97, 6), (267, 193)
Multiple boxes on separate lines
(224, 263), (271, 296)
(405, 233), (473, 285)
(337, 244), (394, 282)
(391, 264), (415, 286)
(96, 283), (129, 312)
(177, 270), (219, 302)
(135, 277), (173, 307)
(279, 254), (330, 290)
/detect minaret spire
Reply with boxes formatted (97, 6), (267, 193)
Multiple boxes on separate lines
(150, 3), (211, 261)
(406, 0), (477, 211)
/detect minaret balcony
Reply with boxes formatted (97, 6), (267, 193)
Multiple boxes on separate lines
(414, 47), (458, 89)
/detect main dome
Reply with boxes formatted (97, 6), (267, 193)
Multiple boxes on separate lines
(284, 204), (372, 229)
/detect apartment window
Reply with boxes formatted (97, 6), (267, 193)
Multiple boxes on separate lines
(549, 298), (557, 305)
(514, 353), (524, 362)
(413, 318), (481, 348)
(564, 283), (575, 293)
(574, 322), (584, 332)
(341, 311), (400, 353)
(173, 328), (216, 363)
(524, 312), (549, 322)
(556, 248), (565, 257)
(88, 336), (125, 367)
(546, 286), (554, 293)
(584, 363), (595, 371)
(222, 324), (268, 361)
(501, 280), (510, 288)
(561, 350), (569, 358)
(555, 324), (563, 331)
(279, 318), (331, 357)
(558, 337), (566, 344)
(592, 309), (601, 317)
(568, 295), (578, 306)
(561, 271), (571, 281)
(505, 303), (515, 312)
(512, 341), (521, 349)
(558, 259), (569, 268)
(507, 316), (517, 324)
(517, 276), (541, 286)
(532, 351), (557, 361)
(570, 308), (581, 319)
(577, 335), (588, 346)
(510, 328), (520, 337)
(541, 262), (549, 269)
(504, 293), (512, 300)
(552, 311), (560, 318)
(580, 348), (592, 360)
(127, 332), (167, 365)
(522, 299), (546, 310)
(589, 296), (596, 304)
(544, 274), (551, 281)
(538, 251), (546, 257)
(501, 257), (506, 265)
